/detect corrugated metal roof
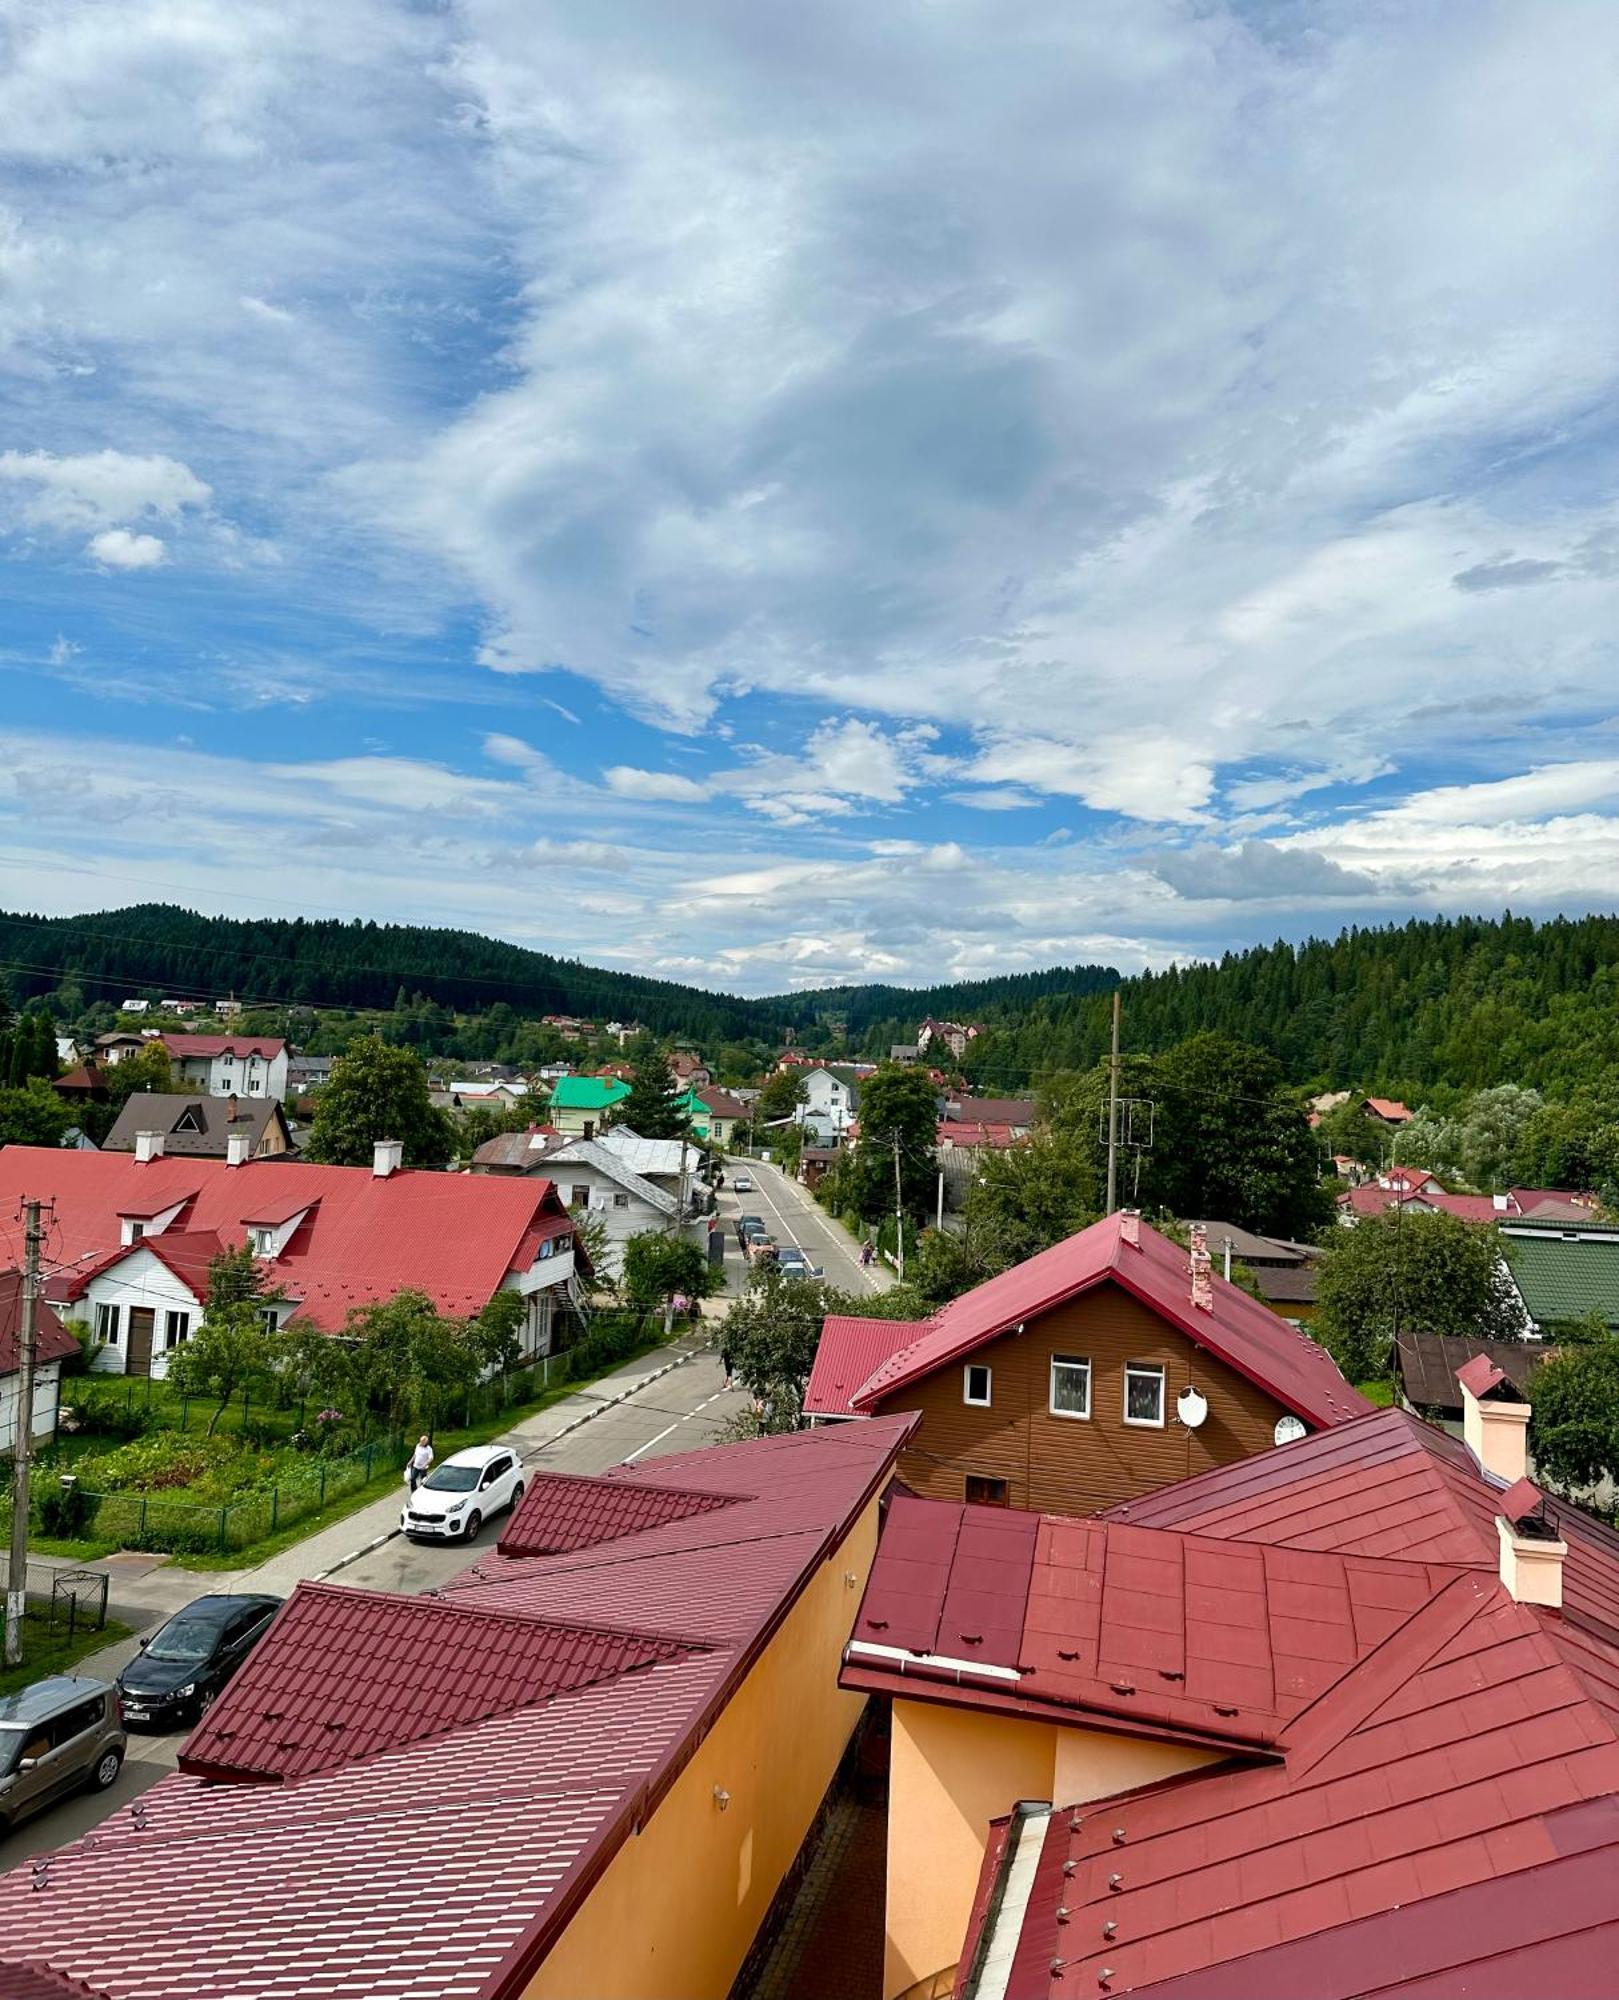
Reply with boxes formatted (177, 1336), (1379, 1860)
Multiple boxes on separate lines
(0, 1268), (76, 1373)
(843, 1212), (1366, 1429)
(1504, 1226), (1619, 1329)
(803, 1314), (921, 1417)
(499, 1471), (740, 1555)
(1396, 1332), (1544, 1412)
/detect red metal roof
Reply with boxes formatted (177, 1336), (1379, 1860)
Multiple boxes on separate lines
(1455, 1350), (1509, 1399)
(0, 1414), (920, 2000)
(843, 1212), (1367, 1429)
(804, 1314), (921, 1417)
(0, 1269), (75, 1374)
(499, 1470), (741, 1556)
(161, 1034), (286, 1059)
(0, 1146), (572, 1333)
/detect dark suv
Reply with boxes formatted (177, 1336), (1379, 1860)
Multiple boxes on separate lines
(0, 1676), (125, 1830)
(116, 1593), (282, 1729)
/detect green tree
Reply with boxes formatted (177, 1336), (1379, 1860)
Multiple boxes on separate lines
(626, 1043), (689, 1142)
(1528, 1319), (1619, 1493)
(452, 1099), (537, 1157)
(0, 1079), (72, 1148)
(470, 1288), (528, 1374)
(167, 1245), (285, 1435)
(718, 1274), (925, 1431)
(621, 1232), (717, 1307)
(341, 1289), (483, 1430)
(962, 1133), (1097, 1266)
(1315, 1210), (1524, 1383)
(755, 1068), (809, 1126)
(304, 1036), (453, 1167)
(843, 1064), (940, 1223)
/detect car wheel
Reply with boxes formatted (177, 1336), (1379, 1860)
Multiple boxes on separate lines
(463, 1509), (483, 1542)
(90, 1748), (123, 1791)
(508, 1481), (525, 1514)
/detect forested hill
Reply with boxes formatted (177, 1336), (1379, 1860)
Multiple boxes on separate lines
(0, 904), (1116, 1043)
(963, 913), (1619, 1102)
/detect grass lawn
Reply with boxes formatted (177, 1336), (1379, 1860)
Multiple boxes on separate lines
(0, 1610), (133, 1699)
(1355, 1379), (1397, 1407)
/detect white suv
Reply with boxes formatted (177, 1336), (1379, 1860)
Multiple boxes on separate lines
(401, 1446), (525, 1543)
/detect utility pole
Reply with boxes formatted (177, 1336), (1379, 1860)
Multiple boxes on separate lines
(1105, 990), (1122, 1216)
(893, 1132), (906, 1282)
(5, 1197), (48, 1669)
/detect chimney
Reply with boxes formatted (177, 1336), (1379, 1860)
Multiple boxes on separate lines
(1118, 1209), (1141, 1249)
(1496, 1479), (1567, 1609)
(134, 1130), (164, 1164)
(1457, 1354), (1530, 1485)
(372, 1138), (404, 1178)
(1189, 1221), (1213, 1311)
(226, 1131), (252, 1168)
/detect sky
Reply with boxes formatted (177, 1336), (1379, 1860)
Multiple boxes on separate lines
(1, 0), (1617, 997)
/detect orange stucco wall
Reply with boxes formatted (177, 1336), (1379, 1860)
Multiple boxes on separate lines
(524, 1496), (880, 2000)
(884, 1698), (1222, 2000)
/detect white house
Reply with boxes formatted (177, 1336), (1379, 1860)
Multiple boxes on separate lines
(597, 1125), (707, 1208)
(796, 1066), (865, 1144)
(161, 1035), (291, 1101)
(544, 1138), (703, 1280)
(0, 1273), (78, 1455)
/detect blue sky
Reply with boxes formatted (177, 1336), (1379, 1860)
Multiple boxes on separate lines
(1, 0), (1617, 993)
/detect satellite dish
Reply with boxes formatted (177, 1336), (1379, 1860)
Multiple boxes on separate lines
(1274, 1414), (1308, 1446)
(1176, 1386), (1209, 1430)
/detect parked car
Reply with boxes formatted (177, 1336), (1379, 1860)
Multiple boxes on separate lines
(117, 1594), (283, 1729)
(732, 1175), (754, 1193)
(735, 1213), (764, 1245)
(746, 1233), (779, 1266)
(402, 1444), (526, 1543)
(0, 1676), (125, 1829)
(775, 1247), (822, 1281)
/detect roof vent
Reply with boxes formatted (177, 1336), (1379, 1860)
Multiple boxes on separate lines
(1496, 1479), (1567, 1608)
(1118, 1209), (1141, 1249)
(372, 1138), (404, 1179)
(226, 1131), (252, 1168)
(1457, 1355), (1530, 1485)
(134, 1130), (164, 1164)
(1188, 1222), (1213, 1311)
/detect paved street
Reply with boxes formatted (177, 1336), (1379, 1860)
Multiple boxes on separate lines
(719, 1156), (894, 1299)
(0, 1340), (746, 1869)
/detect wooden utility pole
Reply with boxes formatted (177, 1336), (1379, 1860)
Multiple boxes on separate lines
(893, 1132), (906, 1282)
(1105, 990), (1122, 1216)
(4, 1198), (48, 1668)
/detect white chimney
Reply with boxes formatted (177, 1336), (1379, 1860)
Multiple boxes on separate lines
(1189, 1221), (1213, 1311)
(1496, 1479), (1566, 1609)
(1457, 1355), (1530, 1485)
(134, 1130), (164, 1163)
(1118, 1209), (1141, 1249)
(373, 1137), (404, 1178)
(226, 1131), (252, 1168)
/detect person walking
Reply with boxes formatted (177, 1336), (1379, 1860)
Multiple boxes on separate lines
(720, 1342), (734, 1391)
(406, 1433), (434, 1493)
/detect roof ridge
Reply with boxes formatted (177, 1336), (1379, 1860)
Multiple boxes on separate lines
(463, 1519), (839, 1586)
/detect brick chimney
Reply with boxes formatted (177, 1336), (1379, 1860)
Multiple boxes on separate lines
(226, 1131), (252, 1168)
(1496, 1478), (1566, 1609)
(1457, 1354), (1530, 1485)
(1118, 1209), (1141, 1249)
(134, 1130), (164, 1163)
(372, 1138), (404, 1178)
(1188, 1221), (1213, 1311)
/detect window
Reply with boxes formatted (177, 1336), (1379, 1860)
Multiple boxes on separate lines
(612, 1192), (630, 1209)
(252, 1228), (275, 1256)
(1049, 1355), (1092, 1420)
(1124, 1363), (1166, 1427)
(163, 1310), (191, 1351)
(94, 1302), (121, 1345)
(963, 1363), (992, 1407)
(569, 1185), (590, 1211)
(966, 1475), (1009, 1506)
(555, 1233), (571, 1252)
(128, 1221), (145, 1242)
(258, 1306), (280, 1334)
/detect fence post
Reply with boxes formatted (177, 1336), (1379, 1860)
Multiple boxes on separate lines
(364, 1442), (374, 1480)
(270, 1488), (279, 1535)
(319, 1463), (327, 1506)
(218, 1506), (228, 1555)
(138, 1495), (148, 1540)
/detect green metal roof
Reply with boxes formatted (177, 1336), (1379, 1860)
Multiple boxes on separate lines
(548, 1076), (632, 1110)
(1504, 1227), (1619, 1330)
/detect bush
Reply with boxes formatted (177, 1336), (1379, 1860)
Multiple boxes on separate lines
(37, 1482), (96, 1539)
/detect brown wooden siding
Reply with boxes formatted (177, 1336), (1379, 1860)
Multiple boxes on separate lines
(871, 1279), (1294, 1516)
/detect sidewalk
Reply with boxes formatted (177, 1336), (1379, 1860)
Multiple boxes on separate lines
(27, 1334), (707, 1671)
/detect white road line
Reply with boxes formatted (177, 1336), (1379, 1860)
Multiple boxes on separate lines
(741, 1163), (877, 1294)
(620, 1388), (729, 1464)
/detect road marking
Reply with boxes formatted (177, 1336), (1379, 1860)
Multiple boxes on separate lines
(621, 1388), (729, 1464)
(739, 1162), (879, 1294)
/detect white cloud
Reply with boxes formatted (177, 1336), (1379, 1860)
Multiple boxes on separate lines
(86, 529), (167, 570)
(0, 449), (209, 530)
(604, 766), (710, 803)
(47, 635), (78, 667)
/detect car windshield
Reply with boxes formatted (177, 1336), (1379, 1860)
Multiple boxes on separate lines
(146, 1615), (221, 1663)
(423, 1463), (480, 1492)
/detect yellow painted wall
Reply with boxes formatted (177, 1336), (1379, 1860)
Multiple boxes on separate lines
(525, 1498), (881, 2000)
(884, 1699), (1222, 2000)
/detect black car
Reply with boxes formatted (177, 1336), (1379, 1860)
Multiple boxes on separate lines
(116, 1594), (282, 1730)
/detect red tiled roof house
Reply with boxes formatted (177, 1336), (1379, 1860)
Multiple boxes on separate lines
(804, 1213), (1369, 1515)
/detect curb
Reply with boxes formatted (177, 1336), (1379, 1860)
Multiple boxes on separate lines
(312, 1344), (701, 1582)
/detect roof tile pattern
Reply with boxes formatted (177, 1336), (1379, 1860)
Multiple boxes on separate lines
(498, 1470), (740, 1556)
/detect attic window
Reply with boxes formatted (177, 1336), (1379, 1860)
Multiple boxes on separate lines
(252, 1228), (275, 1257)
(964, 1363), (992, 1408)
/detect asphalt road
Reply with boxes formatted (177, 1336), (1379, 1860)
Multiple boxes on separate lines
(0, 1347), (745, 1870)
(722, 1156), (893, 1299)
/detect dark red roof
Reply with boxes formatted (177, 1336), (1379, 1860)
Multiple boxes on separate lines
(1396, 1332), (1544, 1413)
(0, 1269), (76, 1374)
(182, 1582), (701, 1783)
(499, 1471), (740, 1555)
(162, 1034), (286, 1059)
(842, 1212), (1367, 1429)
(804, 1314), (921, 1418)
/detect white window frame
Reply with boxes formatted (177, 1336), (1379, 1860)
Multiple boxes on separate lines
(163, 1309), (191, 1351)
(963, 1363), (992, 1408)
(1049, 1354), (1092, 1421)
(94, 1302), (121, 1345)
(259, 1306), (281, 1334)
(1124, 1362), (1167, 1428)
(253, 1228), (275, 1257)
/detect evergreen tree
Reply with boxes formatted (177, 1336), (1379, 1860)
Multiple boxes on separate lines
(626, 1043), (690, 1142)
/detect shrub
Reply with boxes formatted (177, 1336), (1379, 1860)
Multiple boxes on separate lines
(37, 1482), (97, 1539)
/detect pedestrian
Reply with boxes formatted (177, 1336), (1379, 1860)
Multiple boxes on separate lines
(406, 1433), (434, 1493)
(720, 1343), (734, 1391)
(860, 1240), (874, 1269)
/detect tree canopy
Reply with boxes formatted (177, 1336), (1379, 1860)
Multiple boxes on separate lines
(1314, 1210), (1525, 1383)
(303, 1035), (453, 1167)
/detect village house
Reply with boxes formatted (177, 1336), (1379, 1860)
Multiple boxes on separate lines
(548, 1073), (631, 1138)
(1395, 1330), (1544, 1436)
(678, 1084), (749, 1146)
(915, 1018), (977, 1061)
(669, 1050), (712, 1087)
(160, 1033), (291, 1101)
(1182, 1216), (1324, 1321)
(597, 1124), (707, 1208)
(0, 1140), (585, 1378)
(804, 1213), (1368, 1514)
(286, 1052), (334, 1094)
(93, 1031), (150, 1066)
(849, 1367), (1619, 2000)
(0, 1270), (77, 1456)
(1498, 1212), (1619, 1334)
(102, 1091), (294, 1161)
(0, 1416), (918, 2000)
(797, 1064), (866, 1143)
(469, 1127), (701, 1280)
